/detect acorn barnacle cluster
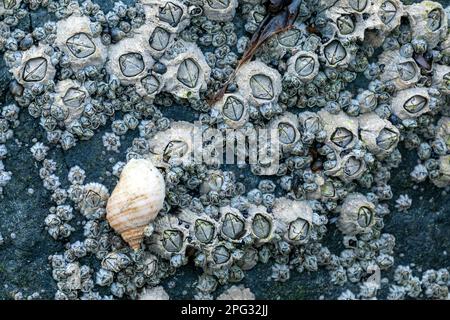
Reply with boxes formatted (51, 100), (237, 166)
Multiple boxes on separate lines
(3, 0), (450, 300)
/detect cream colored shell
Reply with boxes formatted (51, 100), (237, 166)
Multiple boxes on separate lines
(106, 158), (166, 250)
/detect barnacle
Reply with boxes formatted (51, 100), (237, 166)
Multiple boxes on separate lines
(3, 0), (450, 302)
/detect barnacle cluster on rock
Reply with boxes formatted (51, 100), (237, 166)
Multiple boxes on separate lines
(1, 0), (450, 300)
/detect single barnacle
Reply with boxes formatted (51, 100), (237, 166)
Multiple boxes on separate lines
(272, 198), (317, 245)
(391, 87), (430, 120)
(287, 51), (319, 82)
(79, 183), (109, 220)
(359, 113), (399, 159)
(147, 121), (196, 166)
(234, 61), (282, 106)
(147, 215), (189, 262)
(246, 205), (275, 245)
(141, 0), (190, 34)
(318, 110), (359, 154)
(219, 206), (248, 243)
(10, 45), (56, 88)
(203, 0), (238, 22)
(378, 50), (420, 90)
(212, 93), (249, 129)
(54, 14), (107, 71)
(374, 0), (403, 32)
(406, 1), (447, 49)
(52, 80), (89, 127)
(160, 41), (211, 100)
(320, 39), (349, 67)
(106, 34), (155, 85)
(337, 193), (376, 235)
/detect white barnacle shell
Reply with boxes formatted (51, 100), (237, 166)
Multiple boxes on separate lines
(54, 14), (107, 71)
(147, 121), (196, 166)
(147, 215), (189, 261)
(52, 79), (89, 127)
(10, 44), (56, 88)
(234, 61), (282, 106)
(106, 34), (155, 85)
(406, 1), (447, 49)
(80, 182), (109, 219)
(320, 38), (351, 68)
(202, 0), (238, 22)
(318, 110), (359, 154)
(178, 208), (219, 249)
(218, 206), (249, 243)
(335, 152), (367, 183)
(432, 64), (450, 95)
(432, 155), (450, 188)
(373, 0), (404, 33)
(202, 240), (235, 273)
(359, 113), (400, 159)
(378, 50), (420, 90)
(135, 22), (176, 59)
(272, 197), (314, 245)
(268, 112), (301, 152)
(287, 51), (319, 82)
(213, 93), (249, 129)
(141, 0), (190, 34)
(337, 193), (376, 235)
(106, 158), (166, 250)
(160, 40), (211, 100)
(138, 286), (170, 300)
(246, 205), (275, 246)
(216, 285), (255, 300)
(391, 87), (431, 120)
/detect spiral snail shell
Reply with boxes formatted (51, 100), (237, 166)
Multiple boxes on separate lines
(106, 158), (166, 250)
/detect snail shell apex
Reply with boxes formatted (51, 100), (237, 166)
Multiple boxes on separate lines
(106, 158), (166, 250)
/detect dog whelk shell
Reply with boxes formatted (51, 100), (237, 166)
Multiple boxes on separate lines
(106, 158), (166, 250)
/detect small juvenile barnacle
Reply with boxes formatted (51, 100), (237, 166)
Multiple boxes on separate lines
(79, 182), (109, 219)
(338, 193), (376, 235)
(213, 93), (249, 129)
